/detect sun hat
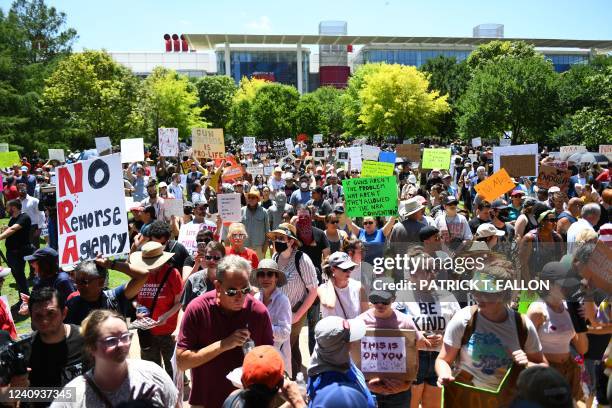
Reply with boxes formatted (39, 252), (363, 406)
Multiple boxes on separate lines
(129, 242), (174, 270)
(475, 223), (506, 238)
(399, 197), (425, 218)
(540, 261), (581, 290)
(246, 187), (260, 198)
(241, 346), (285, 391)
(266, 223), (301, 246)
(251, 259), (287, 287)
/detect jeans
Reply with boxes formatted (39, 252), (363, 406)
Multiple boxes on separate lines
(289, 314), (307, 379)
(7, 248), (30, 297)
(307, 300), (320, 354)
(374, 389), (412, 408)
(140, 334), (176, 379)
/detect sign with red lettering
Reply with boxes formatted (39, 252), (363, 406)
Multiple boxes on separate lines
(56, 154), (129, 266)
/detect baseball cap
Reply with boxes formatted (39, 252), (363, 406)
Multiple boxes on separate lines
(369, 277), (395, 303)
(444, 196), (459, 206)
(20, 166), (28, 172)
(511, 190), (526, 197)
(476, 223), (506, 238)
(491, 199), (509, 210)
(540, 261), (581, 290)
(516, 366), (572, 408)
(310, 383), (368, 408)
(158, 181), (168, 188)
(548, 186), (561, 194)
(407, 174), (417, 184)
(327, 252), (357, 270)
(333, 203), (345, 214)
(419, 225), (440, 242)
(241, 346), (285, 391)
(24, 247), (59, 262)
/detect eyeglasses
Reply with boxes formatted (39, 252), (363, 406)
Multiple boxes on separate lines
(231, 234), (247, 239)
(205, 255), (222, 261)
(363, 221), (374, 225)
(76, 277), (101, 286)
(98, 332), (133, 349)
(338, 266), (355, 273)
(257, 271), (278, 278)
(224, 287), (251, 297)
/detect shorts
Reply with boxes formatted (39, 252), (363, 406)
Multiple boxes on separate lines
(415, 350), (439, 386)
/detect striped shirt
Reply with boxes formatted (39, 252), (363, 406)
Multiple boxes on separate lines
(277, 250), (318, 307)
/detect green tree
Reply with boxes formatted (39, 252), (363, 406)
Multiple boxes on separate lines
(294, 86), (345, 138)
(227, 77), (267, 137)
(342, 63), (383, 136)
(41, 50), (143, 149)
(294, 92), (320, 136)
(466, 40), (537, 72)
(356, 63), (450, 141)
(250, 83), (300, 141)
(420, 56), (470, 139)
(195, 75), (236, 129)
(457, 55), (559, 144)
(141, 67), (207, 144)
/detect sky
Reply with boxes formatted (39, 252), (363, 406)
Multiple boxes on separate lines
(1, 0), (611, 52)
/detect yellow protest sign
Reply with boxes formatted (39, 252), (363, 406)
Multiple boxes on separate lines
(474, 168), (515, 202)
(361, 160), (394, 177)
(421, 148), (451, 170)
(0, 151), (21, 168)
(192, 128), (225, 159)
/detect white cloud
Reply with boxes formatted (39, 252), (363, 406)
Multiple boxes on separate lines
(245, 16), (272, 32)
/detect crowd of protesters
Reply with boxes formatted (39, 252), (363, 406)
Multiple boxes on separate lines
(0, 139), (610, 408)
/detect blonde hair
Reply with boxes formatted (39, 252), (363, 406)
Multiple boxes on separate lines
(81, 309), (126, 356)
(575, 228), (598, 245)
(228, 222), (247, 237)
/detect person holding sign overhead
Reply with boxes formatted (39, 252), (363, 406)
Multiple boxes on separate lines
(345, 215), (396, 266)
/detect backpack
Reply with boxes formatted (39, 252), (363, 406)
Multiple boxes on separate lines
(272, 250), (304, 281)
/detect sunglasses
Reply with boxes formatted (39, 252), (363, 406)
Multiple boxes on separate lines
(328, 220), (339, 224)
(257, 271), (278, 278)
(224, 287), (251, 297)
(338, 266), (355, 273)
(363, 221), (375, 225)
(98, 332), (133, 349)
(545, 218), (557, 223)
(205, 255), (222, 261)
(76, 277), (101, 286)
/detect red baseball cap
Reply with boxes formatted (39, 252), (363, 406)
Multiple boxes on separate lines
(241, 346), (285, 390)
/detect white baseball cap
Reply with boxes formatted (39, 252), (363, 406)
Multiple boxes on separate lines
(476, 223), (506, 238)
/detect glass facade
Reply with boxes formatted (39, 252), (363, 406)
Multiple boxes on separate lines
(216, 50), (309, 90)
(543, 53), (589, 72)
(359, 49), (471, 67)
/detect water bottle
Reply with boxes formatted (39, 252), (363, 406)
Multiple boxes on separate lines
(242, 324), (255, 355)
(295, 372), (307, 397)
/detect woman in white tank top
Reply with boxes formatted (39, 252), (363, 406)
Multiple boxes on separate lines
(317, 252), (368, 319)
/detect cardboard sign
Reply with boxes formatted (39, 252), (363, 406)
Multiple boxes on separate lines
(396, 144), (421, 162)
(585, 240), (612, 293)
(344, 176), (398, 217)
(218, 193), (242, 222)
(313, 134), (323, 144)
(493, 144), (538, 176)
(537, 165), (571, 191)
(361, 161), (394, 178)
(472, 137), (482, 148)
(499, 154), (537, 178)
(242, 137), (256, 154)
(379, 151), (397, 164)
(600, 145), (612, 160)
(178, 223), (205, 255)
(0, 143), (9, 152)
(263, 166), (274, 176)
(158, 128), (179, 157)
(349, 329), (417, 382)
(48, 149), (65, 162)
(313, 148), (328, 160)
(349, 146), (362, 171)
(95, 137), (112, 155)
(546, 160), (568, 170)
(163, 198), (184, 218)
(560, 145), (587, 159)
(336, 148), (350, 163)
(272, 140), (289, 158)
(474, 168), (515, 202)
(192, 128), (225, 159)
(362, 145), (381, 161)
(422, 148), (452, 170)
(120, 138), (144, 163)
(0, 151), (21, 168)
(56, 154), (129, 266)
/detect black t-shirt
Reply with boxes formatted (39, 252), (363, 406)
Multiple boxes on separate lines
(468, 216), (489, 235)
(65, 285), (132, 325)
(29, 324), (84, 388)
(299, 227), (330, 284)
(6, 213), (31, 251)
(166, 240), (189, 270)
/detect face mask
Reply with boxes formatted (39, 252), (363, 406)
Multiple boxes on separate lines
(497, 211), (509, 222)
(274, 241), (289, 253)
(300, 182), (308, 190)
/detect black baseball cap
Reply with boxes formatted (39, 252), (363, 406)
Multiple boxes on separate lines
(369, 277), (396, 304)
(444, 196), (459, 206)
(491, 199), (509, 210)
(419, 226), (440, 242)
(24, 247), (58, 262)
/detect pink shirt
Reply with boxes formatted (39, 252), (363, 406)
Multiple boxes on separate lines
(358, 308), (423, 341)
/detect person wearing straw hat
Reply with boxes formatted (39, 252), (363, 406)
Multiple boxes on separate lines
(389, 197), (428, 263)
(251, 259), (292, 378)
(132, 241), (183, 379)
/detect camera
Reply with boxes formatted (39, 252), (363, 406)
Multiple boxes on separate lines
(0, 334), (33, 385)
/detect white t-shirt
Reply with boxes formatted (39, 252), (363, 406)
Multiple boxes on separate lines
(443, 306), (542, 390)
(51, 359), (178, 408)
(320, 279), (363, 319)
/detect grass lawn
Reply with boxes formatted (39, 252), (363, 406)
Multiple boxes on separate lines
(0, 218), (129, 336)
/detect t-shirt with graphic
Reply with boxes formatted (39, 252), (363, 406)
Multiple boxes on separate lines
(395, 290), (460, 351)
(443, 306), (541, 390)
(435, 213), (472, 242)
(136, 264), (183, 336)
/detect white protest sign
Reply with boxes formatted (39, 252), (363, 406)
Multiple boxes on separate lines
(349, 146), (362, 171)
(468, 154), (478, 163)
(218, 193), (242, 222)
(148, 166), (156, 180)
(124, 196), (135, 210)
(56, 154), (129, 266)
(177, 223), (203, 255)
(499, 139), (512, 147)
(472, 137), (482, 148)
(263, 166), (275, 176)
(163, 198), (184, 218)
(336, 148), (350, 163)
(313, 148), (328, 160)
(48, 149), (65, 162)
(0, 143), (8, 152)
(360, 336), (407, 374)
(158, 128), (179, 157)
(247, 165), (264, 176)
(493, 143), (539, 177)
(242, 137), (256, 154)
(313, 134), (323, 144)
(95, 137), (112, 155)
(284, 138), (295, 153)
(120, 138), (144, 163)
(362, 145), (381, 161)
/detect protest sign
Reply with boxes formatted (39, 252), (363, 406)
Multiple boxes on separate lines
(163, 198), (184, 218)
(95, 137), (112, 155)
(149, 166), (156, 180)
(284, 138), (295, 153)
(272, 140), (289, 158)
(178, 223), (203, 255)
(242, 137), (256, 154)
(218, 193), (242, 222)
(379, 151), (397, 164)
(361, 161), (394, 177)
(349, 329), (417, 382)
(468, 154), (478, 163)
(493, 144), (538, 176)
(56, 154), (129, 266)
(362, 145), (381, 161)
(395, 144), (421, 162)
(263, 165), (274, 176)
(537, 165), (571, 191)
(560, 145), (587, 160)
(499, 138), (511, 147)
(313, 134), (323, 144)
(584, 240), (612, 294)
(0, 143), (8, 152)
(600, 145), (612, 160)
(336, 148), (350, 163)
(349, 146), (362, 171)
(48, 149), (65, 162)
(546, 160), (568, 170)
(312, 148), (328, 160)
(158, 128), (179, 157)
(256, 140), (269, 154)
(344, 176), (397, 217)
(474, 168), (515, 202)
(120, 138), (144, 163)
(247, 165), (264, 176)
(124, 196), (134, 210)
(192, 128), (225, 159)
(422, 148), (451, 170)
(0, 151), (21, 168)
(471, 137), (482, 148)
(222, 156), (243, 181)
(499, 154), (537, 178)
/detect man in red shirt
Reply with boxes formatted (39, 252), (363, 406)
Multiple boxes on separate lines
(177, 254), (273, 408)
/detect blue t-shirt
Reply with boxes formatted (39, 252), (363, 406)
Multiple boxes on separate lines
(290, 189), (312, 207)
(359, 228), (385, 265)
(65, 285), (132, 325)
(33, 272), (76, 304)
(307, 362), (376, 408)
